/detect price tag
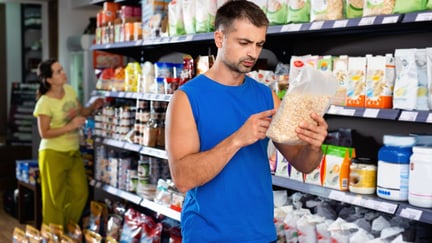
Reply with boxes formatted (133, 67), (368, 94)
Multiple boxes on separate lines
(426, 113), (432, 123)
(134, 40), (141, 46)
(171, 36), (180, 42)
(400, 207), (422, 220)
(377, 201), (398, 214)
(341, 108), (356, 116)
(359, 17), (376, 26)
(327, 105), (343, 115)
(415, 12), (432, 22)
(329, 190), (346, 201)
(363, 108), (379, 118)
(124, 143), (141, 152)
(184, 35), (194, 42)
(382, 16), (399, 24)
(333, 20), (348, 28)
(118, 92), (125, 98)
(281, 24), (302, 32)
(399, 111), (418, 122)
(310, 21), (324, 30)
(364, 199), (380, 211)
(105, 44), (112, 49)
(126, 92), (133, 98)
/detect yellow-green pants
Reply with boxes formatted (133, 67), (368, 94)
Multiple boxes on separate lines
(39, 149), (88, 228)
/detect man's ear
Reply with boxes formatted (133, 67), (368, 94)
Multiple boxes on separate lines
(214, 30), (224, 48)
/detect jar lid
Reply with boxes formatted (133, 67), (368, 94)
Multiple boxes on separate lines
(351, 157), (375, 165)
(383, 135), (416, 147)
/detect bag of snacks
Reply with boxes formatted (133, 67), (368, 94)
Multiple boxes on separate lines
(267, 66), (337, 145)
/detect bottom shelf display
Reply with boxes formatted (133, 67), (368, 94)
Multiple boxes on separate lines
(272, 175), (432, 224)
(90, 179), (181, 222)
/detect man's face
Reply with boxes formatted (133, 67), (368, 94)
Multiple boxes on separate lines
(218, 19), (267, 74)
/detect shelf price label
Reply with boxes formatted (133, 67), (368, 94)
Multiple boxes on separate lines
(124, 142), (141, 152)
(328, 190), (346, 202)
(363, 108), (380, 118)
(426, 113), (432, 123)
(400, 207), (422, 220)
(382, 16), (399, 24)
(415, 12), (432, 22)
(377, 201), (398, 214)
(281, 24), (302, 32)
(333, 20), (348, 28)
(310, 21), (324, 30)
(399, 111), (418, 122)
(359, 16), (376, 26)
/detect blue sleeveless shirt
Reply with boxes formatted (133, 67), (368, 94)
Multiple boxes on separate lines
(179, 75), (276, 242)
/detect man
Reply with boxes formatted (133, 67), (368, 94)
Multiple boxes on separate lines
(165, 1), (328, 242)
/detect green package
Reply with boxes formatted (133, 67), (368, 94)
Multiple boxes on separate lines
(393, 0), (427, 14)
(287, 0), (311, 23)
(345, 0), (364, 19)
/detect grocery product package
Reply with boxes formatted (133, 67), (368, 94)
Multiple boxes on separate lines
(310, 0), (344, 22)
(287, 0), (311, 23)
(195, 0), (218, 33)
(345, 0), (364, 19)
(267, 66), (338, 145)
(346, 56), (367, 107)
(364, 54), (395, 109)
(266, 0), (288, 25)
(321, 145), (355, 191)
(393, 48), (419, 110)
(168, 0), (185, 36)
(427, 48), (432, 109)
(363, 0), (395, 17)
(392, 0), (427, 14)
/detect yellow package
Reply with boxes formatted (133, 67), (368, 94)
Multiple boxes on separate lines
(13, 227), (27, 243)
(25, 225), (42, 243)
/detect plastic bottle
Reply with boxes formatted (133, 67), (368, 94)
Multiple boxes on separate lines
(408, 146), (432, 208)
(377, 135), (415, 201)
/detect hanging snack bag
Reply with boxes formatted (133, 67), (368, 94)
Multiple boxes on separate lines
(267, 66), (338, 145)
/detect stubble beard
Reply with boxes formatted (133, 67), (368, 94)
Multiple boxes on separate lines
(223, 57), (256, 74)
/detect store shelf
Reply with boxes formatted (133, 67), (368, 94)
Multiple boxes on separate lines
(90, 179), (181, 221)
(402, 11), (432, 23)
(326, 105), (432, 123)
(141, 199), (181, 222)
(398, 110), (432, 123)
(272, 175), (432, 224)
(326, 105), (401, 120)
(92, 90), (172, 102)
(102, 138), (168, 159)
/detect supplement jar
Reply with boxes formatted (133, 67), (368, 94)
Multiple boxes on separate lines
(377, 135), (415, 201)
(349, 158), (377, 194)
(408, 146), (432, 208)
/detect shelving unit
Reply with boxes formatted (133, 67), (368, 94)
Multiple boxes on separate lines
(87, 0), (432, 227)
(273, 175), (432, 224)
(90, 179), (180, 221)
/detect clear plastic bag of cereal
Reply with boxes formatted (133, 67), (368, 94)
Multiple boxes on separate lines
(267, 66), (338, 145)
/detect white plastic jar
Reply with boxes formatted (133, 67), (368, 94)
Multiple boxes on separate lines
(408, 146), (432, 208)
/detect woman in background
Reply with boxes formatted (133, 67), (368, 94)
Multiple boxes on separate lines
(33, 58), (104, 229)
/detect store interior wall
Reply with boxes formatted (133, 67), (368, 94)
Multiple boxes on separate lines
(1, 0), (96, 141)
